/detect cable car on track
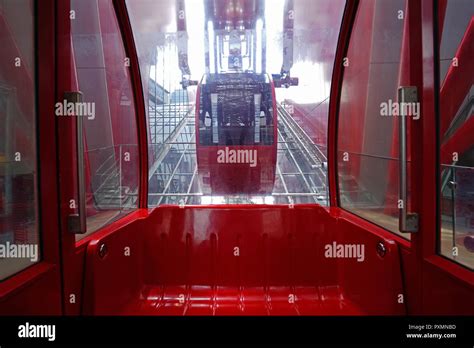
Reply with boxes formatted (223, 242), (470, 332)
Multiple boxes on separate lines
(195, 72), (277, 194)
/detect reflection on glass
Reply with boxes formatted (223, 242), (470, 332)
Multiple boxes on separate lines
(0, 0), (39, 280)
(337, 0), (409, 238)
(440, 165), (474, 269)
(71, 0), (140, 239)
(438, 0), (473, 269)
(338, 152), (405, 235)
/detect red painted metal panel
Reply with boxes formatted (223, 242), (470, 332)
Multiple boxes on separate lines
(197, 145), (276, 194)
(83, 211), (147, 315)
(82, 205), (405, 315)
(56, 0), (86, 315)
(336, 211), (406, 315)
(52, 0), (150, 316)
(0, 264), (61, 315)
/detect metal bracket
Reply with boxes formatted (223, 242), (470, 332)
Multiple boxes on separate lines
(68, 214), (83, 234)
(405, 213), (419, 233)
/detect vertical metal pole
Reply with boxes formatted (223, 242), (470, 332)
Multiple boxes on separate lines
(450, 167), (457, 248)
(399, 90), (408, 232)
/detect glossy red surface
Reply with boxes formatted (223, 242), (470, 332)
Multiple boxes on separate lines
(197, 145), (276, 194)
(55, 0), (84, 316)
(119, 284), (363, 316)
(81, 205), (404, 315)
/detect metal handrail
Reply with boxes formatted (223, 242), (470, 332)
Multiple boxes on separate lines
(398, 86), (418, 233)
(65, 91), (87, 234)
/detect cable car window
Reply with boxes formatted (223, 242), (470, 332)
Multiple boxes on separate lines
(71, 0), (140, 239)
(127, 0), (345, 206)
(0, 0), (39, 280)
(437, 0), (474, 270)
(198, 73), (275, 146)
(338, 0), (409, 238)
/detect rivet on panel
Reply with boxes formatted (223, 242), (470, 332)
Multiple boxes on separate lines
(376, 242), (387, 258)
(98, 243), (108, 259)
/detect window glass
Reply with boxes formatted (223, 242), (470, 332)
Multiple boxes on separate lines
(127, 0), (345, 206)
(71, 0), (139, 239)
(0, 0), (40, 280)
(438, 0), (473, 269)
(338, 0), (410, 238)
(198, 73), (275, 146)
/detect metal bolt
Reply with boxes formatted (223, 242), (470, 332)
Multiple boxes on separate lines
(98, 243), (108, 259)
(376, 242), (387, 258)
(448, 181), (457, 190)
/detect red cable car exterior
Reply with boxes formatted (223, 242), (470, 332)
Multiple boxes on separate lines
(195, 72), (277, 195)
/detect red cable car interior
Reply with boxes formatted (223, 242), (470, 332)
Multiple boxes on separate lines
(0, 0), (473, 320)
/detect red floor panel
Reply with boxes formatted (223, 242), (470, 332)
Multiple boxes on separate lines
(83, 206), (405, 315)
(121, 285), (365, 316)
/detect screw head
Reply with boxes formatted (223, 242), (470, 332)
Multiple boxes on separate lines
(376, 242), (387, 258)
(464, 235), (474, 253)
(448, 181), (457, 190)
(98, 243), (108, 259)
